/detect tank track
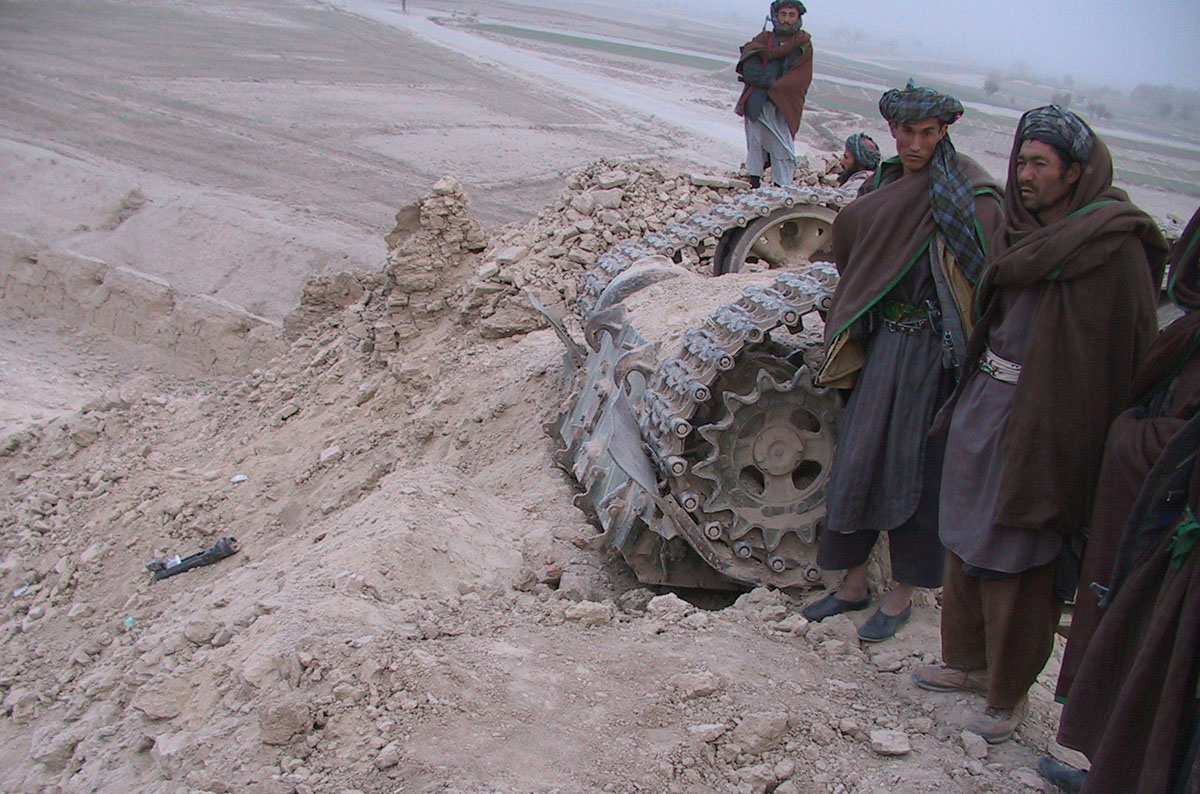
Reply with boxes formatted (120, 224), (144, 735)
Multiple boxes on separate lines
(576, 184), (851, 320)
(558, 265), (842, 588)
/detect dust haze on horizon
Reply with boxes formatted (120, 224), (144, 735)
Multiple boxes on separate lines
(642, 0), (1199, 91)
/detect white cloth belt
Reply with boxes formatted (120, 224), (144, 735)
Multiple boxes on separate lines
(979, 347), (1021, 384)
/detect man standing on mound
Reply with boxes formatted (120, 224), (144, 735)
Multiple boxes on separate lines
(915, 105), (1166, 744)
(735, 0), (812, 188)
(802, 82), (1003, 642)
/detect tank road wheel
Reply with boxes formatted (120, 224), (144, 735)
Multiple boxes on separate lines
(688, 361), (840, 580)
(714, 205), (837, 275)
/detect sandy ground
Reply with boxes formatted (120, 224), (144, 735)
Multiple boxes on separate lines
(1, 0), (1197, 792)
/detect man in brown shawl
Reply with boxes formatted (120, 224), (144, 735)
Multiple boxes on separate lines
(916, 105), (1168, 744)
(801, 82), (1003, 642)
(735, 0), (812, 188)
(1037, 205), (1200, 794)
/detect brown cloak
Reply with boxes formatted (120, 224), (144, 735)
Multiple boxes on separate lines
(1055, 427), (1200, 793)
(940, 132), (1168, 539)
(1056, 206), (1200, 699)
(735, 30), (813, 137)
(817, 155), (1003, 387)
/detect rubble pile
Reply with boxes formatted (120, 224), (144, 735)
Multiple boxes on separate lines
(0, 165), (1059, 794)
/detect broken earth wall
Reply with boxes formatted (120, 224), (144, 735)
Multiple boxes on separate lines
(0, 231), (284, 375)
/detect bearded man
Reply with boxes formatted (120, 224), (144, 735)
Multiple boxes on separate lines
(735, 0), (812, 188)
(838, 132), (881, 193)
(802, 82), (1003, 643)
(916, 105), (1168, 744)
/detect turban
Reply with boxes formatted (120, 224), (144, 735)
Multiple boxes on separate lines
(878, 79), (963, 126)
(845, 133), (881, 171)
(1019, 104), (1096, 163)
(771, 0), (806, 13)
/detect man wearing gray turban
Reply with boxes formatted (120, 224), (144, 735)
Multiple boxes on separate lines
(916, 105), (1168, 744)
(802, 82), (1002, 644)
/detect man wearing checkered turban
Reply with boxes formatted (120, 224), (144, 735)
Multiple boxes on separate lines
(803, 82), (1003, 645)
(838, 132), (880, 192)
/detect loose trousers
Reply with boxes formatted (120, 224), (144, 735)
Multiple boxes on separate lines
(941, 551), (1061, 709)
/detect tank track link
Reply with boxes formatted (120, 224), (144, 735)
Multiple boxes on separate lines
(576, 184), (851, 320)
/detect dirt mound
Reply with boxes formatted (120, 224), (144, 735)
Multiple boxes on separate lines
(0, 166), (1068, 794)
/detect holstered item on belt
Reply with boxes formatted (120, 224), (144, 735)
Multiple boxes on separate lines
(979, 347), (1021, 384)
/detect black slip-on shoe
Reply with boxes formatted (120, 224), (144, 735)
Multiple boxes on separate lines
(1037, 757), (1086, 793)
(801, 591), (872, 622)
(856, 605), (911, 642)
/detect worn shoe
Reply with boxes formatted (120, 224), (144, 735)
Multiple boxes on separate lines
(801, 591), (871, 622)
(1037, 757), (1086, 793)
(857, 605), (911, 642)
(911, 665), (989, 693)
(965, 695), (1029, 744)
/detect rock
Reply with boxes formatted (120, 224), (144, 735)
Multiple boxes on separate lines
(869, 729), (911, 756)
(733, 763), (776, 794)
(183, 620), (219, 646)
(688, 723), (726, 742)
(591, 188), (623, 209)
(731, 710), (790, 753)
(616, 588), (655, 615)
(645, 593), (695, 620)
(319, 445), (343, 466)
(277, 403), (300, 421)
(495, 245), (529, 265)
(131, 675), (192, 720)
(670, 671), (721, 700)
(431, 176), (459, 196)
(1011, 767), (1049, 790)
(28, 723), (83, 772)
(773, 614), (809, 636)
(260, 699), (312, 746)
(870, 650), (907, 672)
(961, 729), (989, 759)
(563, 600), (612, 626)
(569, 193), (596, 216)
(149, 731), (193, 778)
(479, 306), (545, 339)
(597, 170), (630, 188)
(375, 740), (403, 770)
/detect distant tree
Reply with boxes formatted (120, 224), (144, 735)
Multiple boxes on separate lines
(1063, 74), (1075, 88)
(1051, 90), (1073, 108)
(984, 72), (1002, 97)
(1086, 100), (1113, 120)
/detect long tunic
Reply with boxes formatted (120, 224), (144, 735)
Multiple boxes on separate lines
(824, 251), (947, 533)
(940, 283), (1063, 572)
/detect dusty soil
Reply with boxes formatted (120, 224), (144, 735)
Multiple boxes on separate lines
(0, 1), (1192, 793)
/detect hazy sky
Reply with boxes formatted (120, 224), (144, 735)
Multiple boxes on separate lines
(722, 0), (1199, 89)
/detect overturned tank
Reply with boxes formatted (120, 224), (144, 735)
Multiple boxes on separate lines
(542, 185), (852, 590)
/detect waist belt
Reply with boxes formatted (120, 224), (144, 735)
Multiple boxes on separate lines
(882, 316), (931, 334)
(979, 347), (1021, 384)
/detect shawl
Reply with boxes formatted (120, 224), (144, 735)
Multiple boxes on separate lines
(947, 112), (1169, 538)
(822, 154), (1001, 347)
(735, 30), (813, 136)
